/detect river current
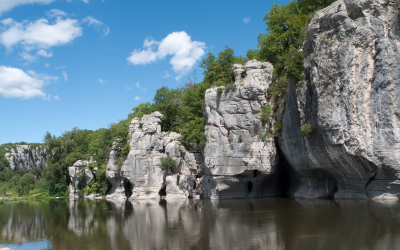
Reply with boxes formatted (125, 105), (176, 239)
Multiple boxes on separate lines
(0, 198), (399, 250)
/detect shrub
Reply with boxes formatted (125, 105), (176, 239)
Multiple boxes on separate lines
(300, 123), (314, 136)
(177, 174), (180, 186)
(159, 157), (176, 171)
(258, 105), (272, 125)
(144, 188), (151, 195)
(274, 122), (283, 133)
(217, 88), (223, 95)
(258, 133), (268, 142)
(121, 144), (130, 156)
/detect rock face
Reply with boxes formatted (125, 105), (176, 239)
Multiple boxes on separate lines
(106, 112), (203, 200)
(68, 159), (96, 196)
(4, 145), (48, 170)
(202, 60), (280, 199)
(279, 0), (400, 199)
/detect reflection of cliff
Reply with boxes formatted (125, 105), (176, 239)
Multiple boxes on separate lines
(2, 199), (400, 249)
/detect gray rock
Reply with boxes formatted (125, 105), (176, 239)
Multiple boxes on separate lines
(4, 145), (48, 170)
(278, 0), (400, 199)
(202, 59), (280, 199)
(106, 112), (203, 200)
(68, 159), (96, 195)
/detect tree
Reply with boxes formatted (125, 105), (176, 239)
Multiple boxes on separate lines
(20, 173), (35, 195)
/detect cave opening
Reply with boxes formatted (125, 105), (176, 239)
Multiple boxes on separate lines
(123, 179), (133, 198)
(274, 138), (300, 197)
(247, 182), (254, 193)
(159, 185), (167, 197)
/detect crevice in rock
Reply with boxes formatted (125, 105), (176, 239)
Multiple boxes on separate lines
(274, 138), (301, 197)
(158, 184), (167, 197)
(123, 179), (133, 198)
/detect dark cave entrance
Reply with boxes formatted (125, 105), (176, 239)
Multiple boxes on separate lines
(247, 182), (254, 193)
(124, 179), (133, 198)
(312, 169), (339, 199)
(158, 185), (166, 197)
(274, 138), (301, 197)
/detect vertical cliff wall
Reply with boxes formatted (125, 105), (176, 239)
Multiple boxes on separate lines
(279, 0), (400, 199)
(4, 145), (48, 170)
(202, 60), (280, 199)
(106, 112), (203, 200)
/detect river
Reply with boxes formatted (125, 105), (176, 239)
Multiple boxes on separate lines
(0, 198), (399, 249)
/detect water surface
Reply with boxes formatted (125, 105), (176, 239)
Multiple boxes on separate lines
(0, 198), (399, 250)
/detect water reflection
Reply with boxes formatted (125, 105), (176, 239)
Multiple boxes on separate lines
(1, 198), (400, 249)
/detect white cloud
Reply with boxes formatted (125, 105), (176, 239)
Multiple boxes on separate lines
(82, 16), (110, 36)
(127, 31), (205, 78)
(54, 95), (59, 100)
(0, 17), (82, 51)
(20, 49), (53, 62)
(62, 70), (67, 81)
(46, 9), (67, 18)
(82, 0), (89, 3)
(98, 78), (106, 84)
(0, 66), (57, 99)
(136, 82), (140, 88)
(134, 96), (141, 101)
(125, 87), (132, 91)
(243, 16), (251, 24)
(45, 62), (50, 67)
(0, 0), (55, 16)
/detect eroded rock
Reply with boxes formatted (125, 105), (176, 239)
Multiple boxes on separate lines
(279, 0), (400, 199)
(202, 60), (280, 199)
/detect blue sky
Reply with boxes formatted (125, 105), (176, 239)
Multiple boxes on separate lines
(0, 0), (288, 144)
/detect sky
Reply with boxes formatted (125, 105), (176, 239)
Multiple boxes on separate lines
(0, 0), (289, 144)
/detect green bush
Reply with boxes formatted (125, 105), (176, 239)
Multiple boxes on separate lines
(159, 157), (176, 171)
(258, 133), (268, 142)
(258, 105), (272, 125)
(274, 122), (283, 133)
(300, 123), (314, 136)
(217, 88), (223, 95)
(121, 144), (130, 156)
(177, 174), (180, 186)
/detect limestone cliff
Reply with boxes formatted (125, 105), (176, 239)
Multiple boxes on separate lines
(68, 159), (97, 196)
(106, 112), (203, 200)
(4, 145), (48, 170)
(279, 0), (400, 199)
(202, 60), (280, 199)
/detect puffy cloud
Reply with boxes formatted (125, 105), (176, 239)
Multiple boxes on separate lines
(54, 95), (60, 100)
(0, 16), (82, 51)
(83, 16), (110, 36)
(134, 96), (141, 101)
(62, 70), (67, 81)
(82, 0), (89, 3)
(127, 31), (205, 78)
(98, 78), (106, 84)
(243, 16), (251, 24)
(0, 0), (55, 16)
(0, 66), (57, 99)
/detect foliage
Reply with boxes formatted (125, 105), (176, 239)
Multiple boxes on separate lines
(274, 122), (283, 133)
(121, 144), (130, 156)
(300, 123), (314, 136)
(159, 157), (176, 171)
(258, 0), (334, 94)
(258, 133), (268, 142)
(177, 174), (180, 186)
(258, 105), (273, 126)
(217, 87), (223, 95)
(19, 173), (35, 195)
